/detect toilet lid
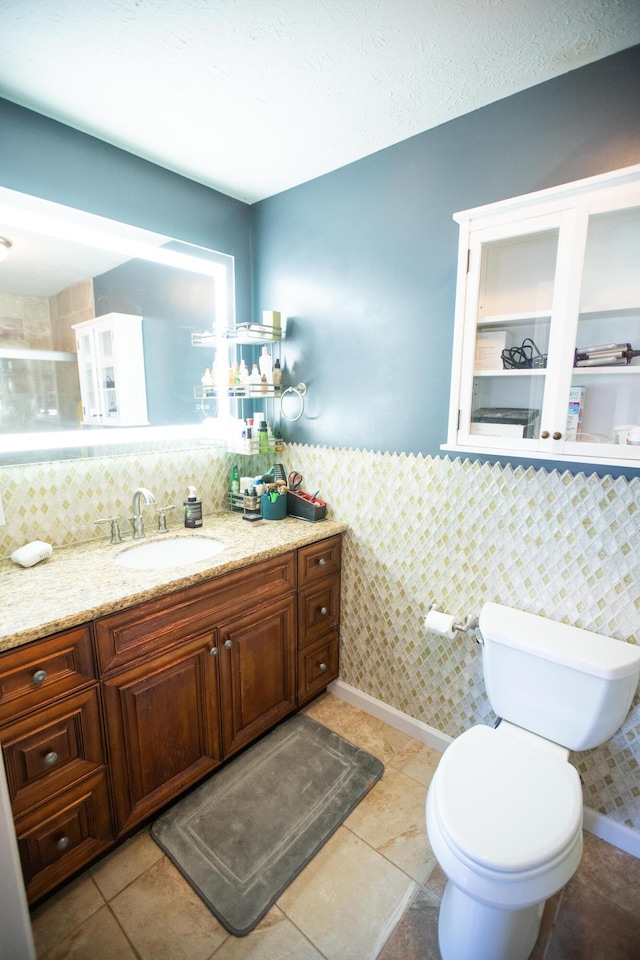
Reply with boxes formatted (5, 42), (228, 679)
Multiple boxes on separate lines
(433, 725), (582, 873)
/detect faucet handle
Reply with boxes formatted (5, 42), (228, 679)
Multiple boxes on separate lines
(96, 516), (124, 544)
(156, 504), (176, 532)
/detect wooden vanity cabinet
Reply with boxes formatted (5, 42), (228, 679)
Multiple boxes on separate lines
(0, 625), (114, 903)
(2, 535), (342, 902)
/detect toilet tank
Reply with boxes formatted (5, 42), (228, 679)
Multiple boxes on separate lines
(478, 602), (640, 751)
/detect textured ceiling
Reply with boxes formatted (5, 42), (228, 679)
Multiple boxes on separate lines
(1, 0), (639, 203)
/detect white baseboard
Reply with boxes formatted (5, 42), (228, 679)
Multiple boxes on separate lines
(328, 679), (640, 861)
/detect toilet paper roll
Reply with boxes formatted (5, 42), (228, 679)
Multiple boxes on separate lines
(424, 609), (457, 638)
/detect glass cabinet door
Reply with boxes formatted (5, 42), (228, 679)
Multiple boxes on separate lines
(564, 202), (640, 459)
(457, 211), (574, 451)
(75, 328), (101, 422)
(95, 327), (119, 422)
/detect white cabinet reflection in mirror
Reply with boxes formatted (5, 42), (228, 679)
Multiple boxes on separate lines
(73, 313), (148, 426)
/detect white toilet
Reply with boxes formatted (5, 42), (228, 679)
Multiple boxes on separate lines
(426, 601), (640, 960)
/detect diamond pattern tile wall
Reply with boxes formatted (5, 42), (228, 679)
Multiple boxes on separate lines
(285, 445), (640, 831)
(2, 443), (639, 831)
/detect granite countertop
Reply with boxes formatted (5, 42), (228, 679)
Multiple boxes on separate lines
(0, 513), (347, 652)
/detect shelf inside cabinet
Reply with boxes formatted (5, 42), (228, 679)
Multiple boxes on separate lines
(474, 368), (546, 377)
(478, 311), (552, 327)
(578, 305), (640, 320)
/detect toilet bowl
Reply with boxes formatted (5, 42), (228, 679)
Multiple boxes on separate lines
(426, 724), (583, 960)
(424, 602), (640, 960)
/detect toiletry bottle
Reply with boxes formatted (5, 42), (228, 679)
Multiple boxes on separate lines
(258, 423), (269, 452)
(183, 486), (203, 528)
(249, 363), (261, 396)
(273, 358), (282, 387)
(230, 464), (240, 495)
(259, 345), (273, 383)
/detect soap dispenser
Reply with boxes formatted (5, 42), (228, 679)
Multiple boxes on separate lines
(183, 486), (203, 528)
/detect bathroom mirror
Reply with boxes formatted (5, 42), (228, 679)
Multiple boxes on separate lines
(0, 187), (235, 465)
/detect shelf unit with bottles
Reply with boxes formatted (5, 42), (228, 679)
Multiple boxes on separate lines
(444, 163), (640, 468)
(192, 320), (285, 455)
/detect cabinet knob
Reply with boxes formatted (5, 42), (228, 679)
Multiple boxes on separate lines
(320, 606), (328, 616)
(318, 662), (327, 672)
(43, 751), (58, 767)
(209, 647), (218, 656)
(32, 669), (47, 685)
(541, 430), (550, 439)
(224, 639), (232, 649)
(318, 557), (326, 566)
(553, 431), (562, 440)
(56, 836), (70, 852)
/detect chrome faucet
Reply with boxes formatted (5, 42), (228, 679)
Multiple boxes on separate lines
(131, 487), (157, 539)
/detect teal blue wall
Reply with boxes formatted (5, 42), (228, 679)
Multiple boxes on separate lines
(252, 45), (640, 474)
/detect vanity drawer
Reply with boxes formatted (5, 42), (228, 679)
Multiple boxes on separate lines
(94, 552), (296, 675)
(0, 626), (95, 724)
(15, 769), (114, 904)
(298, 573), (341, 648)
(297, 536), (342, 588)
(1, 687), (106, 818)
(298, 630), (340, 704)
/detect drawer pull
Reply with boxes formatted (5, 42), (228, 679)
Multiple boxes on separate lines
(318, 557), (326, 566)
(224, 639), (232, 649)
(43, 751), (59, 767)
(56, 836), (70, 852)
(209, 646), (219, 656)
(319, 662), (327, 671)
(320, 606), (328, 616)
(32, 669), (47, 685)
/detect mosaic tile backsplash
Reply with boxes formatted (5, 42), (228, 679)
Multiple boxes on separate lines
(1, 443), (639, 831)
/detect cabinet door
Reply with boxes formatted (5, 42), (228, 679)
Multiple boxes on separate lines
(102, 632), (222, 835)
(561, 196), (640, 461)
(218, 596), (296, 757)
(456, 208), (584, 455)
(93, 325), (119, 423)
(74, 326), (100, 423)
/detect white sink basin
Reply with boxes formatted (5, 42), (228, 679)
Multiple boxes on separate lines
(116, 537), (224, 570)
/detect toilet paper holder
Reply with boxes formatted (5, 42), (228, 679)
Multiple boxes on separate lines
(425, 602), (479, 636)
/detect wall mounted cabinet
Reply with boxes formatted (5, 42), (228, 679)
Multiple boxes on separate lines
(444, 164), (640, 468)
(73, 313), (148, 426)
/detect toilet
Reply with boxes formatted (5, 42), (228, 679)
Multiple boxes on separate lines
(426, 601), (640, 960)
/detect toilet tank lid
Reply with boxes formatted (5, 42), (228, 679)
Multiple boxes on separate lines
(479, 603), (640, 680)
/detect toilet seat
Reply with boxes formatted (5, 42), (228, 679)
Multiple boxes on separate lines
(432, 725), (583, 874)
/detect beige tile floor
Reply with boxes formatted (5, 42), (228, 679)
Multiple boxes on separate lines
(30, 693), (640, 960)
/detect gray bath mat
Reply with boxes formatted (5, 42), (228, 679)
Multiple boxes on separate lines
(151, 713), (384, 936)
